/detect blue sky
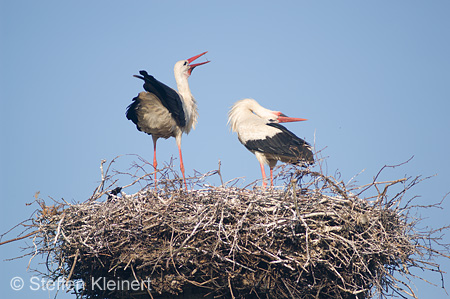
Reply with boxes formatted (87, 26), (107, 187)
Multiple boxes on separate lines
(1, 1), (449, 298)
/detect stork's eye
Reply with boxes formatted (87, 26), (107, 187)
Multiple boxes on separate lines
(184, 61), (188, 65)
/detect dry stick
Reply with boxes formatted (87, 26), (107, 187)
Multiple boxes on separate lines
(66, 249), (79, 283)
(291, 178), (300, 218)
(0, 230), (38, 246)
(356, 156), (414, 197)
(228, 275), (236, 299)
(416, 244), (450, 259)
(217, 160), (224, 186)
(306, 170), (349, 200)
(53, 213), (65, 245)
(213, 253), (255, 272)
(299, 216), (311, 268)
(27, 233), (39, 271)
(168, 214), (207, 268)
(131, 264), (154, 299)
(229, 202), (252, 256)
(375, 178), (408, 205)
(89, 159), (107, 201)
(282, 277), (296, 299)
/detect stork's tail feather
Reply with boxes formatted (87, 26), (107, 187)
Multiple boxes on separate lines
(133, 70), (154, 82)
(294, 145), (315, 167)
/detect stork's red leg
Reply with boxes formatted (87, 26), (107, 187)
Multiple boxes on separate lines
(260, 162), (267, 188)
(152, 137), (158, 185)
(270, 167), (274, 188)
(177, 143), (188, 190)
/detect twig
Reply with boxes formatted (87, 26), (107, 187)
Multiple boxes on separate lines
(0, 230), (38, 246)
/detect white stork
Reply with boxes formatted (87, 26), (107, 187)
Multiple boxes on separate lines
(228, 99), (314, 188)
(126, 52), (210, 189)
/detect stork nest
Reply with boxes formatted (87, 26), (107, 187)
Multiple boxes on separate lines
(2, 156), (449, 299)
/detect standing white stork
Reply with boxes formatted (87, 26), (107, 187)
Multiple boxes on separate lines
(126, 52), (210, 189)
(228, 99), (314, 188)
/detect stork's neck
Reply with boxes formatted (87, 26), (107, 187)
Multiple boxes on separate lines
(175, 73), (192, 100)
(175, 73), (198, 133)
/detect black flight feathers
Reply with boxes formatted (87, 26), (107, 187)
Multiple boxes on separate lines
(244, 123), (314, 165)
(125, 97), (139, 126)
(132, 70), (186, 128)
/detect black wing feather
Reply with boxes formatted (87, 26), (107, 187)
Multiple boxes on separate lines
(244, 123), (314, 164)
(134, 70), (186, 127)
(126, 96), (140, 126)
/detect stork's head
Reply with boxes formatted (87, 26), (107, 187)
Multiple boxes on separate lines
(228, 99), (308, 133)
(174, 51), (210, 78)
(269, 111), (308, 124)
(243, 99), (308, 124)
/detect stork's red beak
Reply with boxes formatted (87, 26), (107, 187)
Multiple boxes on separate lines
(277, 112), (308, 123)
(187, 51), (210, 75)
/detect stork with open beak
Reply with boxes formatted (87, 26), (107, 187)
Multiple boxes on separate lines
(126, 52), (210, 189)
(228, 98), (314, 188)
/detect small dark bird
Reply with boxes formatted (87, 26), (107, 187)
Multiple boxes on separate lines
(107, 187), (123, 201)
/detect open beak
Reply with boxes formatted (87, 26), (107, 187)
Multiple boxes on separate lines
(277, 112), (308, 123)
(187, 51), (210, 75)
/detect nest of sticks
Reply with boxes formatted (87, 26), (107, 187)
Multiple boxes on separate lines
(3, 156), (449, 299)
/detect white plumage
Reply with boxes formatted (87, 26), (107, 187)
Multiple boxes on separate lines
(228, 99), (314, 187)
(126, 52), (209, 189)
